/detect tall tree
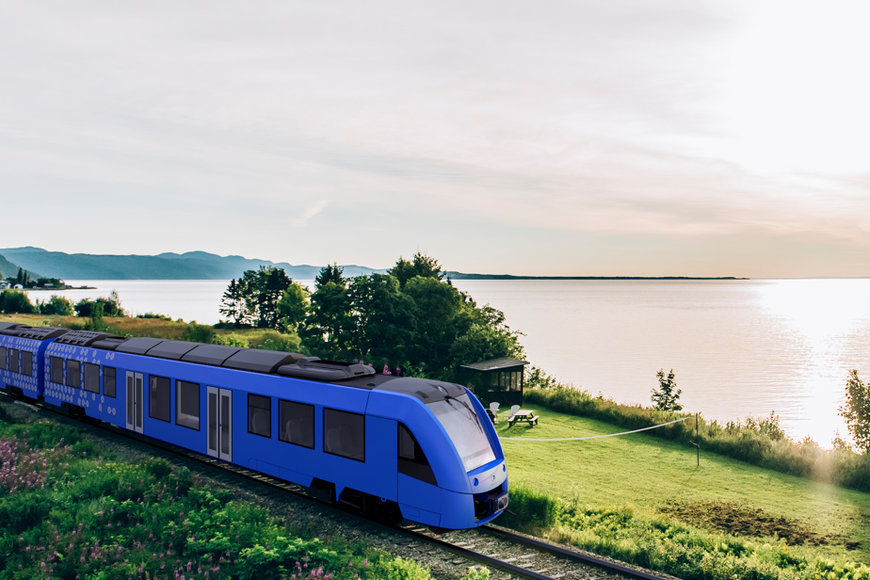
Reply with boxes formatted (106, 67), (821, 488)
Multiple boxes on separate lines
(840, 369), (870, 453)
(219, 278), (250, 326)
(301, 264), (354, 359)
(651, 369), (683, 411)
(295, 253), (524, 380)
(388, 252), (445, 289)
(276, 283), (309, 333)
(240, 266), (294, 328)
(348, 274), (414, 364)
(402, 276), (465, 371)
(315, 262), (345, 287)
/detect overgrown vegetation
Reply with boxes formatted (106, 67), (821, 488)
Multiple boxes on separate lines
(502, 485), (870, 580)
(525, 376), (870, 492)
(0, 289), (120, 319)
(0, 410), (501, 579)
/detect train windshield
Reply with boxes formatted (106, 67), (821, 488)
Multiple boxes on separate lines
(427, 393), (496, 472)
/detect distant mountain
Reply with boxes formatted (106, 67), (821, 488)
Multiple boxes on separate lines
(0, 247), (385, 281)
(0, 247), (744, 282)
(0, 253), (42, 281)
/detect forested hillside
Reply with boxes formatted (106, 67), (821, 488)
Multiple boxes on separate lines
(0, 247), (383, 280)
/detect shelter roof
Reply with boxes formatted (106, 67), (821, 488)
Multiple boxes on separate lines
(460, 357), (529, 372)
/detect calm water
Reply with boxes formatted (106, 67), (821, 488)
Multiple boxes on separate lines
(27, 278), (870, 447)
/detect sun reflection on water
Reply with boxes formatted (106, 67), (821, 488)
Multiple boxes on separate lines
(756, 279), (870, 446)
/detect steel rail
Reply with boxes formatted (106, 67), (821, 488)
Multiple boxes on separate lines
(1, 392), (674, 580)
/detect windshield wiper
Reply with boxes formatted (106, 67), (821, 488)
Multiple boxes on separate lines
(444, 395), (485, 433)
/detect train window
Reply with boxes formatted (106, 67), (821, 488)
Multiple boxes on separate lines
(0, 347), (5, 370)
(149, 376), (171, 422)
(83, 363), (100, 393)
(248, 394), (271, 438)
(21, 351), (33, 376)
(176, 380), (200, 430)
(9, 349), (19, 374)
(104, 366), (116, 398)
(50, 356), (63, 383)
(323, 408), (365, 462)
(278, 400), (314, 449)
(398, 424), (436, 485)
(66, 360), (81, 388)
(398, 423), (437, 485)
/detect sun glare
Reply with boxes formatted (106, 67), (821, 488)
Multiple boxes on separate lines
(757, 279), (870, 446)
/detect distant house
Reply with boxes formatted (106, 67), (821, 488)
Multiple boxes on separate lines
(0, 280), (9, 289)
(460, 357), (529, 407)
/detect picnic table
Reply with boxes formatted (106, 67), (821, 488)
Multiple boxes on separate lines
(507, 409), (539, 426)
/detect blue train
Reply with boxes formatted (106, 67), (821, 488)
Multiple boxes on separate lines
(0, 320), (508, 529)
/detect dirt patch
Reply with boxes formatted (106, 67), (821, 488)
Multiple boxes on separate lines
(659, 501), (849, 547)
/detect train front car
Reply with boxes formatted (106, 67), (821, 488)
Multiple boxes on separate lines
(369, 377), (508, 529)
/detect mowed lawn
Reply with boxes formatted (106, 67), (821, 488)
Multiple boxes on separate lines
(495, 407), (870, 564)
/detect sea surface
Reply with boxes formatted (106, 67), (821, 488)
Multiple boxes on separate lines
(26, 278), (870, 447)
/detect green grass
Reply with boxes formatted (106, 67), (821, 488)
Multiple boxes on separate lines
(495, 407), (870, 570)
(0, 405), (473, 579)
(2, 314), (302, 352)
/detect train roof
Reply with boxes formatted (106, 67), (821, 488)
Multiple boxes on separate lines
(1, 321), (468, 400)
(0, 323), (69, 340)
(49, 328), (377, 383)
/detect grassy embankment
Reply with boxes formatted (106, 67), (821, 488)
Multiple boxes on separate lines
(496, 406), (870, 579)
(2, 313), (300, 352)
(0, 402), (489, 580)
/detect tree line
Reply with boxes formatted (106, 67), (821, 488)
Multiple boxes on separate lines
(2, 267), (65, 290)
(219, 253), (524, 381)
(0, 289), (124, 317)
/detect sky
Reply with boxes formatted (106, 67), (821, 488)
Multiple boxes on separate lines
(2, 1), (869, 278)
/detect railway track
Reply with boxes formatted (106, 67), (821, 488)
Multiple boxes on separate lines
(1, 393), (675, 580)
(401, 524), (672, 580)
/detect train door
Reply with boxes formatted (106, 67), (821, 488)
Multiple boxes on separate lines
(207, 387), (232, 461)
(125, 371), (144, 434)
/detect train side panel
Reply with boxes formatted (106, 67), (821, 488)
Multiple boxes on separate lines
(34, 333), (506, 529)
(0, 334), (50, 399)
(40, 344), (401, 508)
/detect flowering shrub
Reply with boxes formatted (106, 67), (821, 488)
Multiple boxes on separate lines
(0, 413), (439, 579)
(0, 435), (70, 493)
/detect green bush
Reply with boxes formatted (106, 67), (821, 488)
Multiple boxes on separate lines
(249, 330), (302, 352)
(183, 322), (216, 343)
(0, 289), (35, 314)
(497, 485), (560, 533)
(0, 414), (434, 579)
(36, 295), (74, 315)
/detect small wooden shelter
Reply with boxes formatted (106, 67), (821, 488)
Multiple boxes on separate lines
(460, 357), (529, 407)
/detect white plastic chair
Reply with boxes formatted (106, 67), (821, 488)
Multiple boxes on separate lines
(488, 402), (500, 424)
(508, 404), (520, 418)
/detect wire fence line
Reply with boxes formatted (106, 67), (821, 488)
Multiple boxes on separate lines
(498, 415), (693, 442)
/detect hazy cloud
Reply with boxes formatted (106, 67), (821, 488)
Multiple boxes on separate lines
(1, 1), (868, 276)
